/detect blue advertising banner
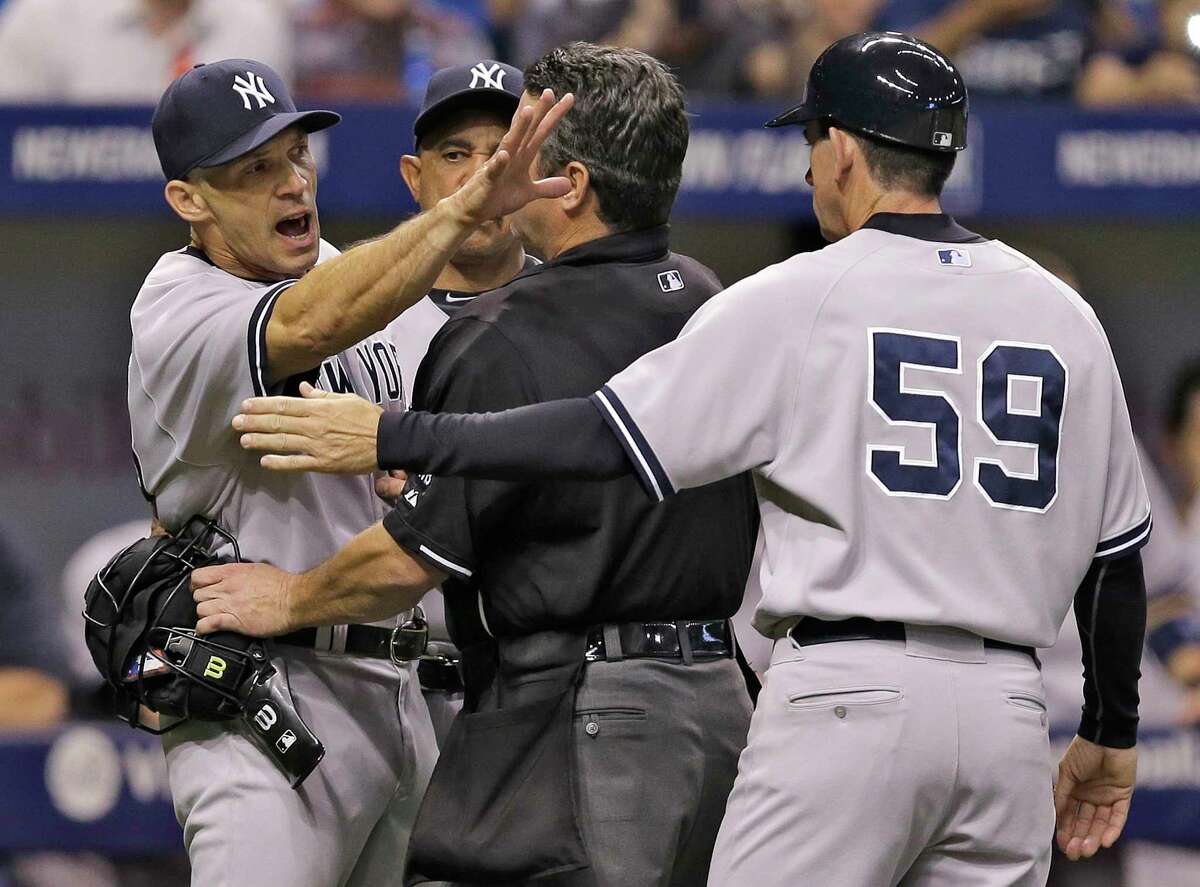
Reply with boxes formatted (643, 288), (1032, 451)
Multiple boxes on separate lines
(1, 723), (1200, 853)
(2, 101), (1200, 219)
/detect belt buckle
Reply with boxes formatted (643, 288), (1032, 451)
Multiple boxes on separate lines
(389, 608), (430, 664)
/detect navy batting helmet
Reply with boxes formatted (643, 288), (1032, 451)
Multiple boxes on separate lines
(765, 32), (968, 153)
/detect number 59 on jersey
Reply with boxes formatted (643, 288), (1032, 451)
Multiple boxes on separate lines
(867, 329), (1067, 513)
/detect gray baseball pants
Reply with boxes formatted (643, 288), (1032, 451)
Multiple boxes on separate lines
(708, 626), (1054, 887)
(162, 646), (439, 887)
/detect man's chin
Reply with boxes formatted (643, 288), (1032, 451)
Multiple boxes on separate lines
(459, 229), (518, 261)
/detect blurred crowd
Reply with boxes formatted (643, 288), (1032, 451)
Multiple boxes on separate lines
(1, 0), (1200, 106)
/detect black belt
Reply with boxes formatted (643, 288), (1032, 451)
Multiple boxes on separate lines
(584, 619), (734, 664)
(277, 619), (429, 664)
(788, 617), (1036, 660)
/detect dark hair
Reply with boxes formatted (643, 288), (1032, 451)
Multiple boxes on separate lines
(812, 119), (956, 197)
(1167, 358), (1200, 435)
(523, 43), (689, 231)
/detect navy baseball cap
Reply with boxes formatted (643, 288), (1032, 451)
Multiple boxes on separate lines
(413, 60), (524, 148)
(152, 59), (340, 182)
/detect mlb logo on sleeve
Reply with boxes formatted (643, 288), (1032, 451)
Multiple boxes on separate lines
(658, 270), (685, 292)
(937, 248), (972, 268)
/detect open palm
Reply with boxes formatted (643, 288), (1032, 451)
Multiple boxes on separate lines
(448, 88), (575, 226)
(1054, 736), (1137, 860)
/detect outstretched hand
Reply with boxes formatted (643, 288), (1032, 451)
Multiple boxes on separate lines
(234, 381), (382, 474)
(1054, 736), (1137, 860)
(447, 88), (574, 226)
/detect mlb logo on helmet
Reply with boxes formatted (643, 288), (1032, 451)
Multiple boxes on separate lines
(658, 270), (685, 292)
(937, 249), (972, 268)
(932, 132), (953, 148)
(276, 730), (298, 754)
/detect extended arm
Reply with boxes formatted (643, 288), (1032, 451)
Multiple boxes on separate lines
(263, 90), (572, 381)
(378, 397), (631, 479)
(234, 386), (633, 480)
(193, 523), (445, 635)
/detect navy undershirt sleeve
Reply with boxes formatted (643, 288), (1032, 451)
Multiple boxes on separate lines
(377, 398), (631, 481)
(1074, 550), (1147, 748)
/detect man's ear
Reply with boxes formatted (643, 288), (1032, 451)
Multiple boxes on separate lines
(828, 127), (858, 187)
(399, 154), (421, 203)
(560, 160), (591, 213)
(164, 178), (212, 225)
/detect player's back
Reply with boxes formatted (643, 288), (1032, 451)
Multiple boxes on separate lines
(753, 216), (1149, 647)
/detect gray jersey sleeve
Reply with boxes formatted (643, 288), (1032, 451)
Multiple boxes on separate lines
(1094, 347), (1152, 561)
(130, 270), (296, 468)
(597, 258), (812, 499)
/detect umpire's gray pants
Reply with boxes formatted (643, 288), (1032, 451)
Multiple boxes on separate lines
(162, 647), (438, 887)
(494, 655), (751, 887)
(708, 627), (1054, 887)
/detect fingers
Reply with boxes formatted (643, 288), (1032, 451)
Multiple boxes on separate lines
(513, 89), (556, 154)
(261, 453), (324, 473)
(234, 411), (312, 434)
(239, 431), (311, 455)
(496, 101), (535, 161)
(1054, 773), (1079, 854)
(529, 175), (572, 200)
(298, 381), (332, 399)
(524, 92), (574, 158)
(196, 612), (238, 635)
(375, 475), (406, 500)
(238, 396), (315, 417)
(191, 564), (233, 589)
(1099, 801), (1129, 849)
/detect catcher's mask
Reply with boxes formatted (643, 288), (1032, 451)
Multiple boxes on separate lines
(83, 518), (324, 787)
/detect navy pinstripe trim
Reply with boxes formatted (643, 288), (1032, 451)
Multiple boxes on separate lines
(246, 280), (297, 396)
(1094, 512), (1152, 562)
(590, 385), (675, 502)
(131, 449), (155, 505)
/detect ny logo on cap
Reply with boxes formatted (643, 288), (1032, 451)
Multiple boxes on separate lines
(232, 71), (276, 111)
(469, 62), (506, 90)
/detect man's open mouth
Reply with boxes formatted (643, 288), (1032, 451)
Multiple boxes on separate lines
(276, 212), (312, 239)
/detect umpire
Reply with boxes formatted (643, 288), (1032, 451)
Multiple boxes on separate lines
(197, 42), (758, 886)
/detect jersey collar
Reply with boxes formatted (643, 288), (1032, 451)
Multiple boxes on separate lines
(861, 213), (986, 244)
(539, 224), (671, 271)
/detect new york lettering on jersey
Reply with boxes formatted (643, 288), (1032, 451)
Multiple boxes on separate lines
(128, 239), (406, 571)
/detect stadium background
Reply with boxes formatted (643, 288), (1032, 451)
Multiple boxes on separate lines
(3, 1), (1200, 885)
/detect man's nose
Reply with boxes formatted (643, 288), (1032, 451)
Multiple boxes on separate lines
(280, 163), (310, 196)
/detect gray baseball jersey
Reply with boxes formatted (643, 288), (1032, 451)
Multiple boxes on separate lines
(597, 215), (1150, 648)
(128, 240), (438, 887)
(129, 240), (406, 570)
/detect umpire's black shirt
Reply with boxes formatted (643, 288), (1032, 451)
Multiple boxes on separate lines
(383, 225), (758, 642)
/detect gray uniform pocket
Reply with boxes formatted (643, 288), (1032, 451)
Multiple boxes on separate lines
(574, 707), (649, 822)
(787, 687), (903, 710)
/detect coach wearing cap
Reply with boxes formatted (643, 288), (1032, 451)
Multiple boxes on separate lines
(131, 58), (570, 887)
(194, 43), (758, 886)
(387, 60), (541, 745)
